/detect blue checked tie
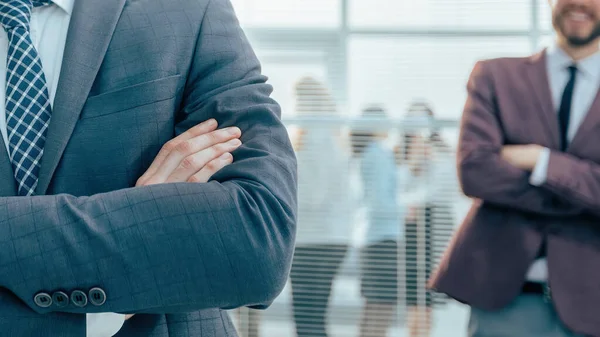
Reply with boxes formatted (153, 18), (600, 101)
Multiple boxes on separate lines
(0, 0), (53, 196)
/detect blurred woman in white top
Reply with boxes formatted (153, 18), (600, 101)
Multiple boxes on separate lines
(289, 77), (354, 337)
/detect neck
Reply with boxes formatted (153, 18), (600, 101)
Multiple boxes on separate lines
(557, 37), (600, 60)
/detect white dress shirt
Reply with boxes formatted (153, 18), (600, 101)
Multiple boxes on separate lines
(0, 1), (126, 335)
(527, 43), (600, 282)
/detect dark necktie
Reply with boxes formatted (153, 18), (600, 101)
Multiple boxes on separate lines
(0, 0), (53, 196)
(536, 64), (578, 260)
(558, 65), (577, 151)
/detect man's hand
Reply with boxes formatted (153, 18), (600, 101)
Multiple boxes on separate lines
(501, 144), (543, 171)
(136, 119), (242, 186)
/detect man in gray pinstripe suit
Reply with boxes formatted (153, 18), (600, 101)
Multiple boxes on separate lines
(0, 0), (297, 336)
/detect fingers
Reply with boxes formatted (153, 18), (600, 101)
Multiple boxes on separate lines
(140, 126), (241, 185)
(165, 138), (241, 183)
(153, 127), (241, 182)
(137, 119), (218, 185)
(187, 152), (234, 183)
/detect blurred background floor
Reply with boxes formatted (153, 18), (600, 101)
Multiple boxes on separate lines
(230, 201), (474, 337)
(231, 274), (469, 337)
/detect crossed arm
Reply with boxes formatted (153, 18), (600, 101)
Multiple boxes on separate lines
(458, 60), (590, 216)
(501, 143), (600, 218)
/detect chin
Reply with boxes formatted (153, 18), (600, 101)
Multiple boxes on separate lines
(563, 25), (592, 37)
(566, 35), (596, 46)
(557, 21), (600, 47)
(567, 32), (591, 40)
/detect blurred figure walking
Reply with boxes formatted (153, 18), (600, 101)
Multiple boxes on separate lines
(352, 106), (403, 337)
(289, 77), (354, 337)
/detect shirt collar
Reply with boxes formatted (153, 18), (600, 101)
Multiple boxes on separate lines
(547, 42), (600, 81)
(49, 0), (75, 15)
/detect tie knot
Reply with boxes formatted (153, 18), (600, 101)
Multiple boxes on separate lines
(0, 0), (50, 32)
(0, 0), (33, 31)
(568, 64), (578, 76)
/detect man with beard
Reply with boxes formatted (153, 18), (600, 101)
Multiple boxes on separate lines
(429, 0), (600, 336)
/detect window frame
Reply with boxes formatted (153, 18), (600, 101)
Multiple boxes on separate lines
(238, 0), (544, 121)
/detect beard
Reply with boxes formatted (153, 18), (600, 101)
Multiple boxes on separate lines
(554, 7), (600, 47)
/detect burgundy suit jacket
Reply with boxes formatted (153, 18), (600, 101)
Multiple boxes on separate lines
(429, 50), (600, 336)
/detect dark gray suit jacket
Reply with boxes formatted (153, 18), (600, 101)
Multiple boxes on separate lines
(0, 0), (297, 336)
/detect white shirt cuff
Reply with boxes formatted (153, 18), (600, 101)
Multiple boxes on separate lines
(529, 147), (551, 186)
(526, 258), (548, 282)
(86, 313), (126, 337)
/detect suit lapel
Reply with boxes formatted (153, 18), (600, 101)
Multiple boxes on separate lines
(569, 90), (600, 151)
(524, 50), (561, 149)
(36, 0), (126, 194)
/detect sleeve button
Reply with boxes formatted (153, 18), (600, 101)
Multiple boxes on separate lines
(89, 287), (107, 306)
(52, 291), (69, 308)
(70, 290), (88, 308)
(34, 292), (53, 308)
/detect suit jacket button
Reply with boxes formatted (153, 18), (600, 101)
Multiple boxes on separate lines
(70, 290), (88, 308)
(89, 287), (106, 306)
(34, 292), (53, 308)
(52, 291), (69, 308)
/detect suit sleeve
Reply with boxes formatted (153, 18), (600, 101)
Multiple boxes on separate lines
(536, 150), (600, 215)
(0, 0), (297, 315)
(457, 60), (580, 216)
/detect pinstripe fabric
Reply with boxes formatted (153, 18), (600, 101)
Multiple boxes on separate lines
(0, 0), (297, 336)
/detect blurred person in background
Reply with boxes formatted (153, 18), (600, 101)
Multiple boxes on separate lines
(430, 0), (600, 336)
(289, 77), (354, 337)
(352, 106), (403, 337)
(399, 101), (456, 337)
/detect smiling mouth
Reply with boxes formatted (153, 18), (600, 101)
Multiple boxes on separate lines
(563, 9), (593, 23)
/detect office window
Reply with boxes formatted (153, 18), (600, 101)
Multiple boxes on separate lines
(230, 0), (341, 28)
(349, 0), (530, 30)
(348, 37), (531, 119)
(538, 34), (556, 50)
(256, 54), (328, 117)
(227, 2), (544, 336)
(537, 0), (553, 32)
